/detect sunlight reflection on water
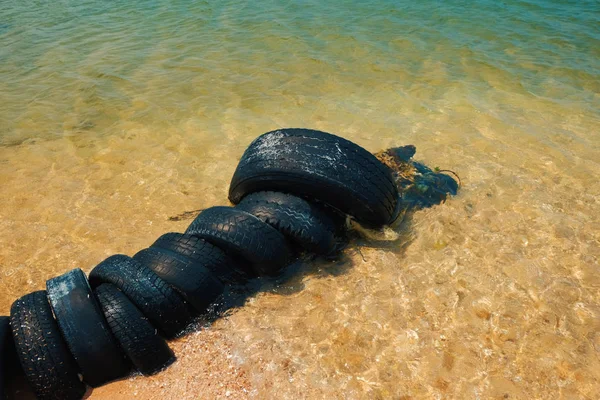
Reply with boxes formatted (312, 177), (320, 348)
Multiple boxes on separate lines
(1, 0), (599, 398)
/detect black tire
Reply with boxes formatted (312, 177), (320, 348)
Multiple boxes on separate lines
(1, 317), (8, 400)
(88, 255), (193, 338)
(228, 128), (400, 228)
(236, 191), (337, 255)
(151, 233), (247, 284)
(186, 206), (292, 276)
(46, 269), (131, 388)
(133, 247), (224, 314)
(1, 316), (16, 400)
(10, 291), (86, 400)
(94, 284), (175, 376)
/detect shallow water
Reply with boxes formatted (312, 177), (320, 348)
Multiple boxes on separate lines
(1, 0), (599, 398)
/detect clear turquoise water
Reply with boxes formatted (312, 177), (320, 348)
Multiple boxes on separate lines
(1, 1), (599, 399)
(1, 0), (598, 144)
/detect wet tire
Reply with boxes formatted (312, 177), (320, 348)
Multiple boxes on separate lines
(151, 233), (247, 284)
(94, 284), (175, 376)
(186, 206), (292, 276)
(236, 191), (337, 254)
(133, 247), (224, 314)
(46, 269), (130, 388)
(1, 316), (16, 400)
(88, 255), (193, 339)
(0, 317), (8, 400)
(228, 128), (400, 228)
(10, 291), (86, 400)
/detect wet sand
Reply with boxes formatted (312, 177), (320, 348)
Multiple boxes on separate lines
(1, 121), (599, 399)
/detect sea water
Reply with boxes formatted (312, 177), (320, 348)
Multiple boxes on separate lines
(1, 1), (599, 398)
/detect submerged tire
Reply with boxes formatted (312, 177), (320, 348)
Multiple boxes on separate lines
(89, 255), (193, 338)
(133, 247), (224, 314)
(151, 233), (247, 284)
(10, 291), (86, 400)
(228, 128), (400, 228)
(46, 268), (130, 388)
(186, 206), (292, 276)
(236, 191), (337, 254)
(94, 284), (175, 376)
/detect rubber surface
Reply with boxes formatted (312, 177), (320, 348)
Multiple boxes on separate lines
(186, 206), (292, 276)
(0, 316), (14, 400)
(94, 284), (175, 376)
(133, 247), (225, 314)
(46, 268), (130, 388)
(152, 233), (248, 284)
(88, 255), (193, 338)
(236, 191), (337, 254)
(228, 128), (400, 228)
(10, 291), (86, 400)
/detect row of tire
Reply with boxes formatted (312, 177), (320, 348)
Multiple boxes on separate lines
(0, 129), (400, 400)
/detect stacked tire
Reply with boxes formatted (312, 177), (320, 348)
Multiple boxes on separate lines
(2, 128), (400, 400)
(228, 128), (400, 228)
